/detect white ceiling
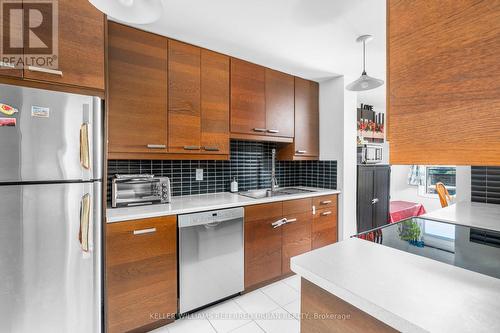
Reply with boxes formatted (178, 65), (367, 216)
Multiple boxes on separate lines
(110, 0), (387, 109)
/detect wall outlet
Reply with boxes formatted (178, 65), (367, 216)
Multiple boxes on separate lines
(195, 169), (203, 181)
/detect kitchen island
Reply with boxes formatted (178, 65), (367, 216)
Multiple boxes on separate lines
(291, 202), (500, 333)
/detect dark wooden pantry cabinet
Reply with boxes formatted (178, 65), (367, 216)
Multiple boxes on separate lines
(357, 165), (390, 233)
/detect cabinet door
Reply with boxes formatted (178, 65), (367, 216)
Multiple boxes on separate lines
(265, 69), (294, 138)
(23, 0), (104, 90)
(201, 50), (230, 155)
(294, 78), (319, 157)
(244, 203), (283, 289)
(106, 216), (177, 333)
(282, 212), (312, 274)
(168, 40), (201, 153)
(107, 23), (168, 154)
(373, 166), (391, 228)
(357, 166), (374, 233)
(230, 58), (266, 135)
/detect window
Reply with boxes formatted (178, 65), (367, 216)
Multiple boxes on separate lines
(418, 166), (456, 197)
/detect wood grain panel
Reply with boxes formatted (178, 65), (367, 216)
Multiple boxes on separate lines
(168, 40), (201, 153)
(312, 208), (338, 250)
(295, 78), (319, 157)
(201, 50), (230, 155)
(283, 198), (312, 215)
(230, 58), (266, 135)
(265, 69), (294, 138)
(106, 216), (177, 333)
(312, 194), (338, 210)
(0, 0), (22, 78)
(245, 202), (283, 222)
(23, 0), (105, 89)
(388, 0), (500, 165)
(281, 212), (311, 274)
(244, 211), (283, 289)
(301, 278), (398, 333)
(108, 22), (167, 154)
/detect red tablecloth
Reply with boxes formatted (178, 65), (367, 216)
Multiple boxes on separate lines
(389, 200), (427, 223)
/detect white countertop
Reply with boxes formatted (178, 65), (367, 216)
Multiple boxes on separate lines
(422, 201), (500, 232)
(106, 187), (340, 223)
(291, 237), (500, 333)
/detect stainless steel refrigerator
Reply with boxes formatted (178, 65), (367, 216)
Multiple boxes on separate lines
(0, 84), (103, 333)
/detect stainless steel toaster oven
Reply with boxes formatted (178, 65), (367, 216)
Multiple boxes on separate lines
(111, 174), (171, 208)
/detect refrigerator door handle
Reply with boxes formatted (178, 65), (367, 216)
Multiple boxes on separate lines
(79, 193), (91, 252)
(80, 123), (91, 170)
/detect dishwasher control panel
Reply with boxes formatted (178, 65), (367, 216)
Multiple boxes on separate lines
(178, 207), (244, 228)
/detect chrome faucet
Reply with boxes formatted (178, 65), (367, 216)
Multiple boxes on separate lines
(271, 148), (278, 192)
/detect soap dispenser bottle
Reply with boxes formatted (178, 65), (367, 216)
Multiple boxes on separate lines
(230, 177), (238, 193)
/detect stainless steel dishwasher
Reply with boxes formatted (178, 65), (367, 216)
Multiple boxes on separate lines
(178, 207), (244, 314)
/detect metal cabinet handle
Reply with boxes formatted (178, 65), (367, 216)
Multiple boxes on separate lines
(133, 228), (157, 235)
(147, 144), (166, 149)
(272, 218), (286, 228)
(27, 66), (63, 76)
(284, 218), (297, 224)
(320, 200), (332, 205)
(203, 146), (220, 152)
(184, 145), (201, 150)
(253, 128), (267, 133)
(267, 129), (279, 134)
(79, 193), (91, 252)
(372, 198), (379, 205)
(296, 150), (307, 154)
(0, 61), (15, 68)
(80, 123), (90, 170)
(321, 211), (332, 216)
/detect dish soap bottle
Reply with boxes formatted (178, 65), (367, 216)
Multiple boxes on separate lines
(230, 177), (238, 193)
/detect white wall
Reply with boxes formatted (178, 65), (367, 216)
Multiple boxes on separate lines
(320, 76), (358, 240)
(390, 165), (472, 213)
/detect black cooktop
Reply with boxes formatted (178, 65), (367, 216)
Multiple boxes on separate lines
(356, 218), (500, 279)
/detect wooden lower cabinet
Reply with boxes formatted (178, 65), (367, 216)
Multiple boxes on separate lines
(244, 202), (283, 289)
(282, 212), (312, 274)
(312, 195), (338, 250)
(245, 196), (338, 287)
(106, 216), (177, 333)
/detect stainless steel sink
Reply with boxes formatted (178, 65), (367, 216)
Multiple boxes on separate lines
(238, 187), (315, 199)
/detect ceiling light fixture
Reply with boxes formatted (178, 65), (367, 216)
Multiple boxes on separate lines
(88, 0), (163, 25)
(346, 35), (384, 91)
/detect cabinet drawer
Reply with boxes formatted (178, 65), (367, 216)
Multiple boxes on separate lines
(245, 202), (283, 222)
(312, 208), (338, 250)
(283, 198), (312, 215)
(313, 194), (338, 210)
(106, 216), (177, 333)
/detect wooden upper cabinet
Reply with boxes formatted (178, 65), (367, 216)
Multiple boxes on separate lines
(107, 22), (168, 155)
(201, 50), (230, 154)
(168, 40), (201, 153)
(265, 69), (294, 138)
(388, 0), (500, 165)
(278, 78), (319, 160)
(106, 216), (177, 333)
(23, 0), (105, 90)
(230, 58), (266, 136)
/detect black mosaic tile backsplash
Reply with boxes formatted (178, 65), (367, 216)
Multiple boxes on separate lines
(108, 140), (337, 201)
(471, 166), (500, 205)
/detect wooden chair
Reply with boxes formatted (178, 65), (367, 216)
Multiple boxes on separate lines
(435, 182), (452, 207)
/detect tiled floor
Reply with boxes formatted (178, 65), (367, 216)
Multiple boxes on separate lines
(152, 275), (301, 333)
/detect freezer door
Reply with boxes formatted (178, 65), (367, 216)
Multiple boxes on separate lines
(0, 182), (102, 333)
(0, 84), (103, 182)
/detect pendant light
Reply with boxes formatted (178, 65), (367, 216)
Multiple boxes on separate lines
(346, 35), (384, 91)
(88, 0), (163, 25)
